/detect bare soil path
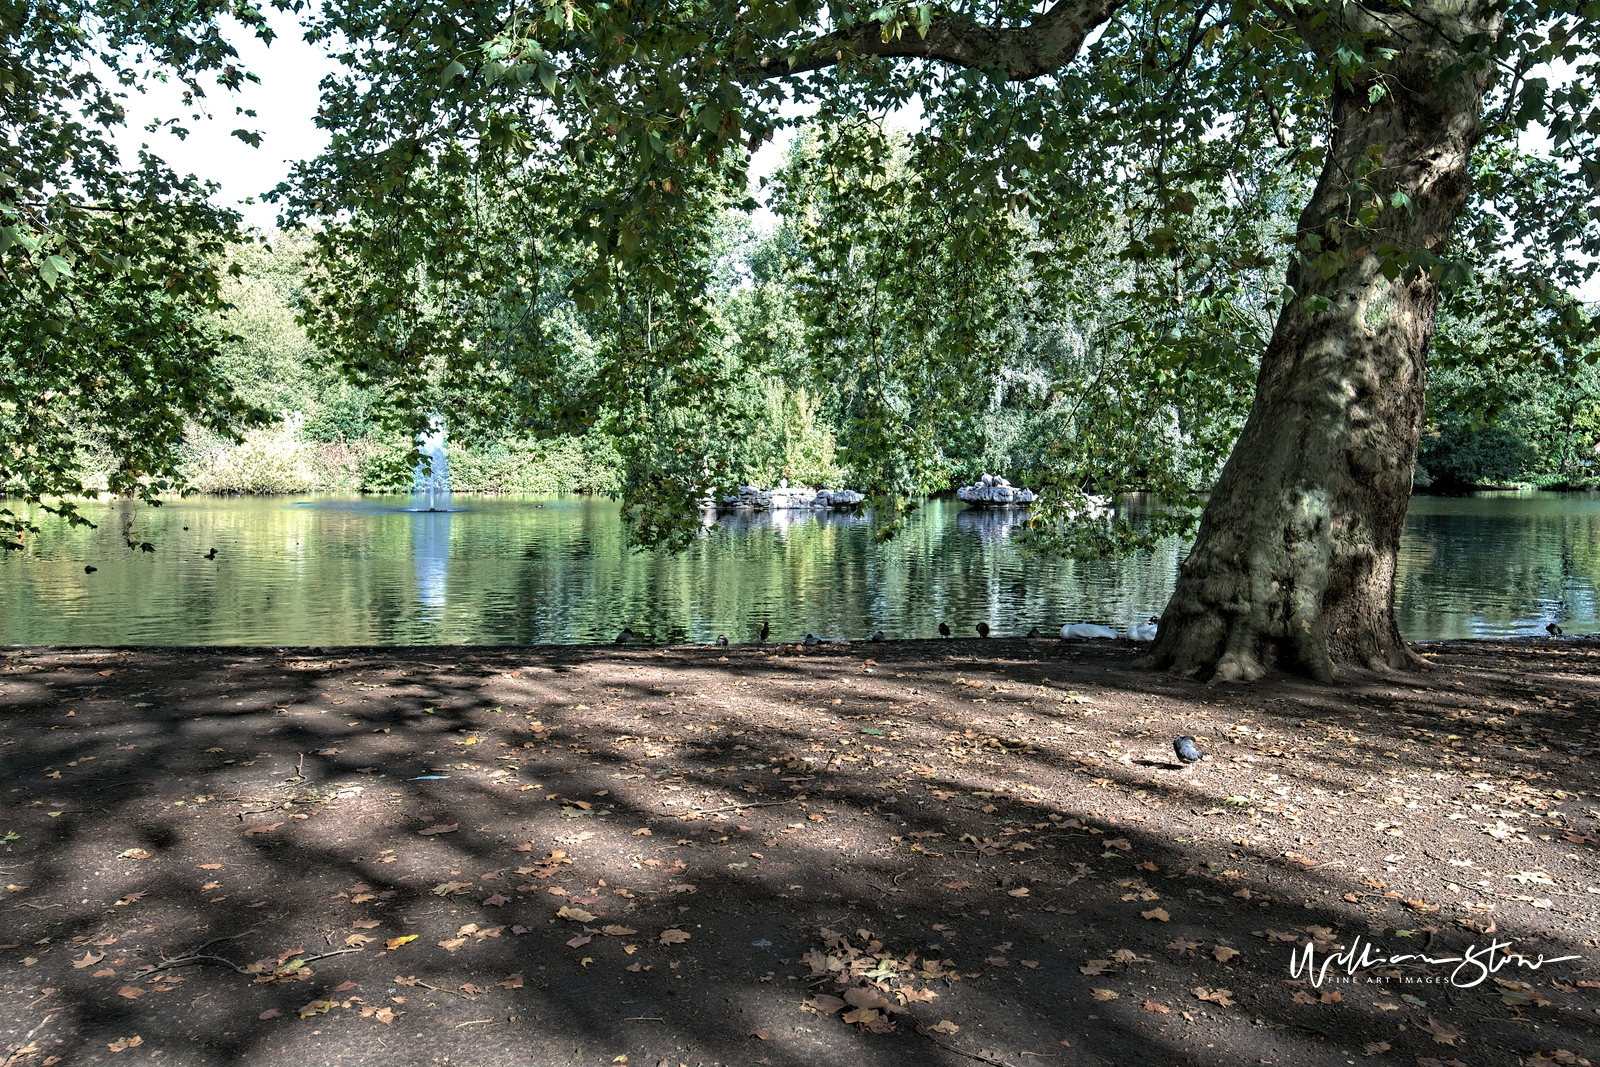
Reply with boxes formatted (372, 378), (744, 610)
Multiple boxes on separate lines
(1, 638), (1597, 1067)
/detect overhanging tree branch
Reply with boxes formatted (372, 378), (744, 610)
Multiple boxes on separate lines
(751, 0), (1130, 82)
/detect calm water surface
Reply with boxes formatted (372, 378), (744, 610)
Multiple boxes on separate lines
(0, 492), (1594, 645)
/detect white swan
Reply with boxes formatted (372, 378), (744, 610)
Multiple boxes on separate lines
(1122, 622), (1158, 642)
(1061, 623), (1117, 639)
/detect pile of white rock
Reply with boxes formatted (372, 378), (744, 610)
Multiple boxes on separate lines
(956, 473), (1035, 506)
(722, 485), (865, 509)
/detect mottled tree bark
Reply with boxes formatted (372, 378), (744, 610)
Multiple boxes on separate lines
(1147, 1), (1501, 682)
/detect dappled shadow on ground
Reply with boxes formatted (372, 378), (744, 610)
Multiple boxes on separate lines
(0, 638), (1598, 1067)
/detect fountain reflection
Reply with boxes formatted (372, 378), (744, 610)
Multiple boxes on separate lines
(412, 509), (450, 613)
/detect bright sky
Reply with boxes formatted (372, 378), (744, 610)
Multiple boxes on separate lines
(113, 7), (334, 231)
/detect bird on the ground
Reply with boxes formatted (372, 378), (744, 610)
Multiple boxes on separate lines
(715, 635), (729, 647)
(1061, 622), (1118, 639)
(205, 547), (218, 560)
(976, 622), (990, 638)
(1547, 622), (1563, 636)
(615, 627), (634, 644)
(803, 634), (821, 647)
(869, 631), (885, 642)
(759, 620), (771, 642)
(1026, 626), (1040, 638)
(1124, 620), (1159, 641)
(938, 622), (951, 638)
(84, 565), (96, 574)
(1174, 736), (1204, 764)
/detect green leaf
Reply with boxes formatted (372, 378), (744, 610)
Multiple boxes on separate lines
(440, 59), (467, 88)
(39, 254), (71, 288)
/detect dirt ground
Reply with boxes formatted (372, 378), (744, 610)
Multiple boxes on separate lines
(1, 637), (1598, 1067)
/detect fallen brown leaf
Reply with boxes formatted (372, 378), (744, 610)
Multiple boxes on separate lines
(1424, 1015), (1462, 1046)
(418, 823), (458, 835)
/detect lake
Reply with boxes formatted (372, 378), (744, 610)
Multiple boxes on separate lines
(0, 492), (1594, 646)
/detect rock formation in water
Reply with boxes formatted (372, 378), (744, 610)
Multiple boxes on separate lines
(719, 485), (865, 510)
(956, 472), (1036, 506)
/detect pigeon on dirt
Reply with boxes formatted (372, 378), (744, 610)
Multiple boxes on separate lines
(1174, 736), (1204, 764)
(869, 631), (885, 642)
(615, 628), (634, 644)
(803, 634), (821, 647)
(976, 622), (990, 638)
(938, 622), (951, 638)
(759, 620), (771, 642)
(715, 635), (729, 646)
(1547, 622), (1563, 635)
(1026, 627), (1040, 638)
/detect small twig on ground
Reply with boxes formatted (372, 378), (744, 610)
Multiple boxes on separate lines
(406, 980), (473, 999)
(12, 902), (61, 910)
(452, 1019), (493, 1028)
(141, 933), (355, 976)
(684, 798), (797, 817)
(624, 1016), (666, 1022)
(2, 1013), (51, 1067)
(904, 1012), (1020, 1067)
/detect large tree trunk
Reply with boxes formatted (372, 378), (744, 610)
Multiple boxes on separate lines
(1147, 3), (1501, 683)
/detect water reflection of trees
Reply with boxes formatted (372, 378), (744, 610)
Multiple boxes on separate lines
(1397, 494), (1600, 638)
(20, 492), (1600, 646)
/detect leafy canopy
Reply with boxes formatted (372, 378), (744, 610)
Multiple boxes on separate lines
(1, 0), (280, 546)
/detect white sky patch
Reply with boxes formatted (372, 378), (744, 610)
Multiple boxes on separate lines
(110, 5), (334, 232)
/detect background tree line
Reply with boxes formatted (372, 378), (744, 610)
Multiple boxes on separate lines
(126, 119), (1595, 518)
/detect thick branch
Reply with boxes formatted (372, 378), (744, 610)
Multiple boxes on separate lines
(754, 0), (1127, 82)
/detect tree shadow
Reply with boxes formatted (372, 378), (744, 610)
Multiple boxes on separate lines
(0, 638), (1595, 1066)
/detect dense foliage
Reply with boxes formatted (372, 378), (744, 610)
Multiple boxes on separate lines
(0, 0), (280, 548)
